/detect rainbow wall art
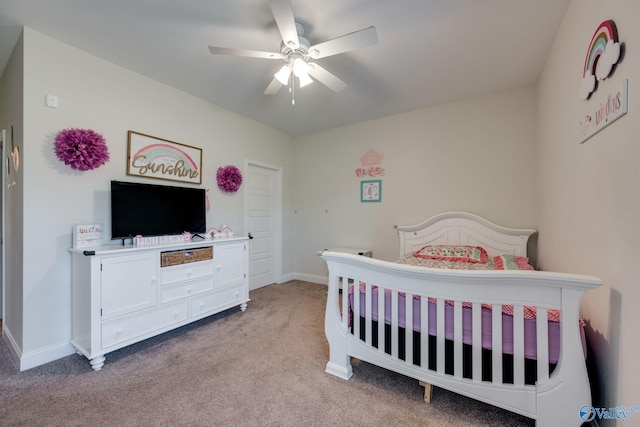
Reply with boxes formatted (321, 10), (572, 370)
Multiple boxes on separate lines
(127, 131), (202, 184)
(579, 20), (621, 101)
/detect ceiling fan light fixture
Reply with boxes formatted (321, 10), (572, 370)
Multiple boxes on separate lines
(298, 72), (313, 88)
(274, 64), (292, 85)
(208, 1), (379, 99)
(292, 57), (309, 78)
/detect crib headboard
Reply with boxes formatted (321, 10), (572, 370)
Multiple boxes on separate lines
(396, 212), (536, 259)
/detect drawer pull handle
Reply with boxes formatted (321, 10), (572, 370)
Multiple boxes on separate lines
(115, 328), (122, 335)
(187, 286), (193, 294)
(187, 270), (192, 277)
(173, 311), (179, 318)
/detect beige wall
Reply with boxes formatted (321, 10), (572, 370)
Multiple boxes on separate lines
(537, 0), (640, 411)
(293, 86), (537, 280)
(5, 28), (294, 368)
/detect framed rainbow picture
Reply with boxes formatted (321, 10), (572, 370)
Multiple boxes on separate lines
(127, 131), (202, 184)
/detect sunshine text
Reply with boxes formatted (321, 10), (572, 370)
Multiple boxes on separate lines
(131, 157), (199, 180)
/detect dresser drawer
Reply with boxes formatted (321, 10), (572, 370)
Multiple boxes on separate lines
(190, 286), (247, 319)
(160, 260), (214, 285)
(159, 276), (214, 304)
(102, 300), (188, 348)
(160, 247), (213, 267)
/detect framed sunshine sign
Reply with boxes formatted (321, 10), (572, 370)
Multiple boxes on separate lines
(127, 131), (202, 184)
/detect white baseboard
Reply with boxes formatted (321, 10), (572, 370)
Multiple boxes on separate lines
(290, 272), (327, 285)
(2, 325), (76, 371)
(19, 341), (76, 371)
(2, 325), (22, 367)
(278, 272), (297, 283)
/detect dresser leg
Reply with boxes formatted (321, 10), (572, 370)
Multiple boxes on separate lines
(90, 355), (106, 371)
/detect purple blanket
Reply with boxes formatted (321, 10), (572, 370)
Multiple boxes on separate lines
(351, 288), (586, 364)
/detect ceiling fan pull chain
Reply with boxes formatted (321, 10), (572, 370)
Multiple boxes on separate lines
(291, 74), (295, 105)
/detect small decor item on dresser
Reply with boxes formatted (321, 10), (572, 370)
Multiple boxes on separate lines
(216, 165), (243, 193)
(55, 128), (110, 171)
(207, 225), (234, 238)
(73, 224), (103, 248)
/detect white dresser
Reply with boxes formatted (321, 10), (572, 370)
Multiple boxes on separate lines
(69, 238), (249, 371)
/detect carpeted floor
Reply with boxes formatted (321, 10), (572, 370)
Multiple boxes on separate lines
(0, 281), (534, 426)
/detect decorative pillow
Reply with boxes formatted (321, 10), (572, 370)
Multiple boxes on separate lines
(493, 254), (534, 270)
(413, 245), (488, 263)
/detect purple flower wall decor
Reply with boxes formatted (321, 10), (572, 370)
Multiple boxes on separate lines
(54, 128), (110, 171)
(216, 165), (243, 193)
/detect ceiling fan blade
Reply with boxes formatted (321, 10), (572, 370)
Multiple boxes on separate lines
(264, 78), (283, 95)
(208, 46), (283, 59)
(307, 63), (348, 93)
(269, 0), (299, 49)
(308, 26), (378, 59)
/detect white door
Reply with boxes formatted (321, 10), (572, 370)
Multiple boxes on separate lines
(244, 161), (281, 290)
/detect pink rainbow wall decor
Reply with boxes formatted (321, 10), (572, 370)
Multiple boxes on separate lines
(579, 20), (622, 101)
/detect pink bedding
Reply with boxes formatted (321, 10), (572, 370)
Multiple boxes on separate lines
(348, 250), (586, 364)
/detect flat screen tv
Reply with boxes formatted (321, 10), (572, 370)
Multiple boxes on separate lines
(111, 180), (206, 240)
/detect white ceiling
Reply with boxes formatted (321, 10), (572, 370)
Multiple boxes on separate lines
(0, 0), (570, 137)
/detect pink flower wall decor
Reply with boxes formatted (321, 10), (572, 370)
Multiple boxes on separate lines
(216, 165), (243, 193)
(54, 128), (110, 171)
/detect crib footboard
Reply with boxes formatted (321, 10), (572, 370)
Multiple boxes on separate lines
(321, 252), (601, 426)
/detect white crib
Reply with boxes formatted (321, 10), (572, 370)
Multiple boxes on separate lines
(321, 212), (601, 426)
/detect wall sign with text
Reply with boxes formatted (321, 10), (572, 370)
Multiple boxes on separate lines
(579, 79), (628, 143)
(127, 131), (202, 184)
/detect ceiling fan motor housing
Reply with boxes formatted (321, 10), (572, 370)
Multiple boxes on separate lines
(280, 23), (310, 64)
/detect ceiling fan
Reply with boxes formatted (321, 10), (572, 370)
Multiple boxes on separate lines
(208, 0), (378, 98)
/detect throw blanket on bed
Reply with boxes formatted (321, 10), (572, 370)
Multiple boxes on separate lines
(360, 247), (580, 325)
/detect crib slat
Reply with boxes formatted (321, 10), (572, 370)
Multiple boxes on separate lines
(353, 280), (360, 339)
(437, 299), (445, 374)
(454, 301), (463, 378)
(513, 305), (525, 387)
(391, 290), (399, 358)
(536, 307), (550, 382)
(406, 292), (413, 364)
(420, 296), (429, 369)
(365, 283), (372, 346)
(472, 303), (482, 382)
(492, 304), (503, 384)
(341, 277), (349, 329)
(378, 285), (385, 354)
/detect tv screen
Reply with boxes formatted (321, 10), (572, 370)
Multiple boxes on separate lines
(111, 180), (206, 240)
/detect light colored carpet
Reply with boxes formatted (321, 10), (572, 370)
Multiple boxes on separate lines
(0, 281), (534, 426)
